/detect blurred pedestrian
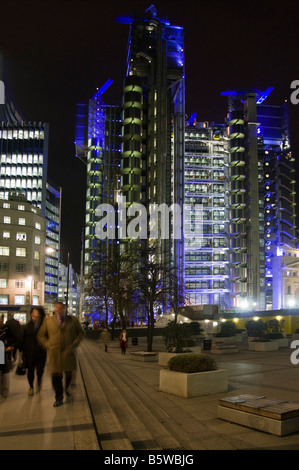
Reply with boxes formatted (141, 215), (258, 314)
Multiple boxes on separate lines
(0, 316), (13, 399)
(37, 301), (84, 407)
(5, 314), (24, 361)
(23, 306), (47, 396)
(100, 328), (110, 352)
(119, 329), (128, 354)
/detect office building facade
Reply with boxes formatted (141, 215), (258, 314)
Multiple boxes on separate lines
(0, 71), (61, 315)
(184, 118), (229, 308)
(221, 88), (297, 311)
(0, 192), (46, 322)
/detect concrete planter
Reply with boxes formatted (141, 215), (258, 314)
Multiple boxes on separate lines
(159, 368), (228, 398)
(248, 341), (279, 351)
(214, 334), (242, 344)
(274, 337), (289, 348)
(158, 348), (201, 367)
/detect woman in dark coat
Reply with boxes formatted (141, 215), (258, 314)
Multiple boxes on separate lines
(23, 306), (47, 395)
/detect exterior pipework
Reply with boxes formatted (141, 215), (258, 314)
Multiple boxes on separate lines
(227, 107), (247, 307)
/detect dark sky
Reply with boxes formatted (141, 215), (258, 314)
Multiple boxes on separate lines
(1, 0), (299, 272)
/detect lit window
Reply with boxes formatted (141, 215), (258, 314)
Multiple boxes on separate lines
(35, 222), (41, 230)
(0, 279), (8, 288)
(16, 232), (26, 241)
(16, 247), (26, 257)
(34, 251), (40, 260)
(18, 218), (26, 225)
(18, 205), (25, 211)
(0, 295), (8, 304)
(0, 246), (10, 256)
(3, 216), (11, 224)
(3, 203), (10, 209)
(2, 231), (10, 239)
(34, 236), (41, 245)
(15, 295), (25, 305)
(33, 295), (39, 305)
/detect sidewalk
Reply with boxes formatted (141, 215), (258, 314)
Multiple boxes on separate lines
(0, 359), (99, 450)
(1, 335), (299, 451)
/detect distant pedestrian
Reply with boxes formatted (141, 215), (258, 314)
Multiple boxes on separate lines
(5, 314), (24, 361)
(100, 328), (110, 352)
(0, 317), (13, 399)
(119, 329), (128, 354)
(37, 302), (84, 407)
(23, 306), (47, 396)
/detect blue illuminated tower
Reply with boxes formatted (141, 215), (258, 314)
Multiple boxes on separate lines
(75, 81), (122, 277)
(117, 6), (185, 296)
(221, 88), (296, 310)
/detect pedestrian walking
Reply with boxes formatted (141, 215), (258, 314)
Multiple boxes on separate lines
(100, 328), (110, 352)
(23, 306), (47, 396)
(37, 301), (84, 407)
(119, 329), (128, 354)
(5, 314), (24, 361)
(0, 316), (13, 399)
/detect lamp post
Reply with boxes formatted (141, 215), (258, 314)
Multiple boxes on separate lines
(65, 251), (70, 314)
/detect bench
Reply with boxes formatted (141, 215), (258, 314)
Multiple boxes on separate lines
(130, 351), (158, 362)
(218, 394), (299, 436)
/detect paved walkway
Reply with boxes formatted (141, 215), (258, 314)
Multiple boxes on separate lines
(1, 335), (299, 451)
(0, 359), (99, 450)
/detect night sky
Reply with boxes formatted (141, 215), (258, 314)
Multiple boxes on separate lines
(1, 0), (299, 272)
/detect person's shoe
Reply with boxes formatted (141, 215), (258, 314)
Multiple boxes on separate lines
(28, 388), (34, 396)
(53, 398), (63, 407)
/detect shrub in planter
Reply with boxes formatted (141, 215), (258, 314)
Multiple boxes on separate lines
(246, 319), (267, 339)
(163, 321), (198, 352)
(263, 332), (284, 340)
(168, 353), (217, 373)
(215, 320), (238, 338)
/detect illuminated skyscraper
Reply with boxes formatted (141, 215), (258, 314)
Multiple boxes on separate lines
(184, 117), (229, 308)
(221, 88), (296, 311)
(0, 67), (61, 314)
(118, 5), (185, 291)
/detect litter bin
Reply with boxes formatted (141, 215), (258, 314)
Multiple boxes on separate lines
(203, 339), (212, 350)
(132, 337), (138, 346)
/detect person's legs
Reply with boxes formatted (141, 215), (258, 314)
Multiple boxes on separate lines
(52, 373), (63, 406)
(64, 370), (73, 395)
(36, 362), (45, 392)
(27, 364), (35, 395)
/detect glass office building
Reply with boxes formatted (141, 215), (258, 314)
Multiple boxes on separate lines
(0, 73), (61, 313)
(184, 118), (229, 308)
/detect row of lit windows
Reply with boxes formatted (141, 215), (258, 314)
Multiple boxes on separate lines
(0, 279), (38, 288)
(0, 180), (43, 192)
(0, 129), (44, 140)
(1, 154), (43, 164)
(0, 246), (40, 258)
(2, 214), (41, 227)
(2, 232), (41, 243)
(0, 294), (39, 305)
(0, 167), (43, 177)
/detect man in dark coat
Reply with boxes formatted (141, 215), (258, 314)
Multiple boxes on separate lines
(5, 315), (23, 361)
(23, 306), (47, 395)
